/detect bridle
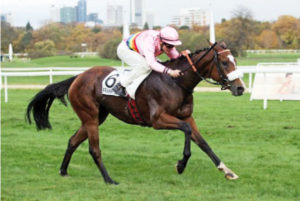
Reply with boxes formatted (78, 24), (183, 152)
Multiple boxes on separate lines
(181, 42), (233, 90)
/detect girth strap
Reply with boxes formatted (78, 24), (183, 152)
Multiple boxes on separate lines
(127, 98), (146, 125)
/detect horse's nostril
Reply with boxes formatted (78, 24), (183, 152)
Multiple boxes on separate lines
(237, 86), (244, 94)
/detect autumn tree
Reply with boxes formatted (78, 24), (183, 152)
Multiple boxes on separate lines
(63, 24), (94, 52)
(1, 21), (19, 52)
(272, 15), (300, 48)
(30, 23), (72, 53)
(218, 6), (256, 56)
(25, 22), (33, 31)
(99, 37), (122, 59)
(14, 31), (32, 52)
(28, 39), (56, 58)
(256, 30), (280, 49)
(143, 22), (149, 30)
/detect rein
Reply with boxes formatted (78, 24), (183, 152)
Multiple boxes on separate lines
(181, 42), (231, 90)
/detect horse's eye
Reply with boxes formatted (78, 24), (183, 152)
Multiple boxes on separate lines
(222, 61), (228, 66)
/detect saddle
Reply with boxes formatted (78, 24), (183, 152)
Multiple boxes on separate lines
(102, 68), (151, 99)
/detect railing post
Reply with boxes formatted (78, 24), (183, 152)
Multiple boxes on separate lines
(49, 68), (53, 84)
(263, 72), (267, 109)
(4, 75), (8, 103)
(0, 73), (2, 91)
(248, 73), (253, 92)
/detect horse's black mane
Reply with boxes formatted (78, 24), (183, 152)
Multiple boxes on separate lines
(161, 47), (211, 65)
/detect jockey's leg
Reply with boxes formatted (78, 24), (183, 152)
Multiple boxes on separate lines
(117, 41), (151, 87)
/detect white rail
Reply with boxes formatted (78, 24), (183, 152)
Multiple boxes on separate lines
(1, 64), (300, 103)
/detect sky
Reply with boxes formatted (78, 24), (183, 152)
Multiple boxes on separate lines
(1, 0), (300, 28)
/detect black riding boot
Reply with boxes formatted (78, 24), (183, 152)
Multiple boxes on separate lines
(112, 83), (127, 98)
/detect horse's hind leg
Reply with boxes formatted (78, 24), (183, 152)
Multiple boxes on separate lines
(60, 107), (109, 177)
(185, 116), (239, 180)
(86, 121), (118, 185)
(60, 126), (87, 176)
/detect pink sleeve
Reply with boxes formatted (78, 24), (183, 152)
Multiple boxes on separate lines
(167, 47), (180, 59)
(141, 40), (169, 74)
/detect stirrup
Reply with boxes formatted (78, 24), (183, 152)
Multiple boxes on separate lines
(112, 83), (127, 98)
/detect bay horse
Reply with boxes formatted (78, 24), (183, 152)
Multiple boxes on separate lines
(26, 42), (245, 185)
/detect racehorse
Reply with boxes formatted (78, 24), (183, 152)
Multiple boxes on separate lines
(26, 42), (245, 185)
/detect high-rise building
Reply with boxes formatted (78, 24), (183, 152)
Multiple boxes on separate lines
(107, 5), (123, 26)
(134, 0), (143, 27)
(145, 11), (155, 29)
(171, 8), (209, 27)
(1, 13), (13, 24)
(76, 0), (87, 22)
(87, 13), (103, 24)
(130, 0), (145, 28)
(50, 4), (60, 22)
(60, 7), (76, 23)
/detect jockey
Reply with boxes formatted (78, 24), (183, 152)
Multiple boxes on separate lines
(113, 26), (189, 97)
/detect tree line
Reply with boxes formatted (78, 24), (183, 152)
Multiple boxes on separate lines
(1, 10), (300, 59)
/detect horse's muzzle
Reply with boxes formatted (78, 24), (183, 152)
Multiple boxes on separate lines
(230, 85), (245, 96)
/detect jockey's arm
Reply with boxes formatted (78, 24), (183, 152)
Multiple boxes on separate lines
(142, 49), (181, 78)
(144, 50), (170, 74)
(139, 39), (183, 78)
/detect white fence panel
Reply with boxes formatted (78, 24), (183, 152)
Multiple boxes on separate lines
(2, 64), (300, 105)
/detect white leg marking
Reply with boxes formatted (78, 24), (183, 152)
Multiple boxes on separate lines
(218, 162), (239, 180)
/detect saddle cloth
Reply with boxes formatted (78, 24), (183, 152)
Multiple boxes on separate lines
(102, 68), (151, 99)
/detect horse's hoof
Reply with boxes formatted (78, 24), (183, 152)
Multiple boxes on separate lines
(59, 170), (69, 177)
(108, 181), (119, 185)
(225, 173), (239, 180)
(175, 162), (185, 174)
(106, 179), (119, 185)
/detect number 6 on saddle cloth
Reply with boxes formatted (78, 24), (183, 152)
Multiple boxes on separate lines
(102, 68), (151, 99)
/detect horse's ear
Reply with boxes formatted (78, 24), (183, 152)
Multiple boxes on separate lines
(207, 39), (214, 46)
(219, 41), (227, 49)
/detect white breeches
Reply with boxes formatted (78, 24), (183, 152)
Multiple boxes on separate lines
(117, 41), (151, 87)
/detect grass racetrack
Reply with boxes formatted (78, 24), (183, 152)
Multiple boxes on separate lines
(1, 89), (299, 201)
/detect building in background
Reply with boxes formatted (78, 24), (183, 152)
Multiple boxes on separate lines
(60, 7), (76, 23)
(145, 11), (155, 29)
(54, 0), (102, 25)
(107, 5), (123, 26)
(130, 0), (145, 28)
(76, 0), (87, 22)
(171, 8), (209, 27)
(87, 13), (103, 24)
(1, 13), (13, 24)
(50, 4), (60, 22)
(85, 13), (103, 27)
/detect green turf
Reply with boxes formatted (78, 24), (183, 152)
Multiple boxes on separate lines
(237, 53), (300, 66)
(1, 89), (299, 201)
(1, 56), (122, 68)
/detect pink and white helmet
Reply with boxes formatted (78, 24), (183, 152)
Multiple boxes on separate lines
(159, 26), (182, 46)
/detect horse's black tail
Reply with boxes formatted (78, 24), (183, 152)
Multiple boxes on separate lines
(26, 76), (77, 130)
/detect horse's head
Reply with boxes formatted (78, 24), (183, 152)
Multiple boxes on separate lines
(205, 42), (245, 96)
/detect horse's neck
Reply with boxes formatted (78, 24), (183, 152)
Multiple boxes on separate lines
(163, 51), (213, 92)
(178, 68), (202, 91)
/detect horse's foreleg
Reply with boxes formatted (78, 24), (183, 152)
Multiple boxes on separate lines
(185, 116), (239, 180)
(60, 127), (87, 176)
(86, 122), (118, 185)
(152, 113), (192, 174)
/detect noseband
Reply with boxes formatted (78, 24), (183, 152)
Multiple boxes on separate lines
(182, 42), (232, 90)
